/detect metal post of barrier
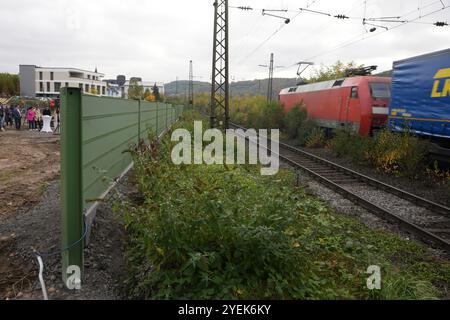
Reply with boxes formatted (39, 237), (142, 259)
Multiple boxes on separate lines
(166, 103), (168, 129)
(60, 88), (84, 285)
(156, 103), (159, 136)
(138, 100), (141, 142)
(172, 106), (174, 123)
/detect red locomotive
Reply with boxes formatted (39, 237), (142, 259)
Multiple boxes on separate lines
(279, 75), (392, 136)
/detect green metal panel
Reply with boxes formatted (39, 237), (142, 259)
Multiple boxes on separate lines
(81, 95), (139, 209)
(140, 101), (158, 143)
(157, 103), (166, 136)
(60, 88), (84, 284)
(60, 91), (184, 282)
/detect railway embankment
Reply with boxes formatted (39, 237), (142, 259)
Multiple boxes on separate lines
(294, 142), (450, 209)
(117, 113), (450, 300)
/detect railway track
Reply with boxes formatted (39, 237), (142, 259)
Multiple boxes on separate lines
(229, 122), (450, 252)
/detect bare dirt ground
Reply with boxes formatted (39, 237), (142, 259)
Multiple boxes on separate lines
(0, 129), (60, 299)
(0, 128), (128, 300)
(0, 129), (60, 219)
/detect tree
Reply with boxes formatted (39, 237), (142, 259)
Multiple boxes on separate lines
(128, 79), (144, 100)
(145, 93), (156, 102)
(143, 88), (151, 100)
(0, 73), (20, 96)
(152, 83), (161, 102)
(308, 61), (365, 83)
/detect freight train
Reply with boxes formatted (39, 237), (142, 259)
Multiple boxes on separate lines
(389, 48), (450, 156)
(279, 72), (392, 136)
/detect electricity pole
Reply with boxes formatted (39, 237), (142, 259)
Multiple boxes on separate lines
(259, 53), (281, 103)
(210, 0), (229, 129)
(189, 60), (194, 108)
(267, 53), (274, 103)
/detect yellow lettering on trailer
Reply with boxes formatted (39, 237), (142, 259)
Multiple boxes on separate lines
(432, 68), (450, 98)
(431, 80), (442, 97)
(443, 79), (450, 97)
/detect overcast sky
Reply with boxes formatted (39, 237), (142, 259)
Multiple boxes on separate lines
(0, 0), (449, 83)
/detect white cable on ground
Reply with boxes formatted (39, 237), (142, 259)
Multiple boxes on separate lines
(37, 255), (48, 300)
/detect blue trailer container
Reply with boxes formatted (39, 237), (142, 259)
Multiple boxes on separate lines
(389, 48), (450, 140)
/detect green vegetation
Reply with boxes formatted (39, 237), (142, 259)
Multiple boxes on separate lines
(308, 61), (364, 83)
(127, 78), (144, 100)
(329, 129), (428, 177)
(0, 73), (19, 96)
(118, 112), (450, 300)
(194, 94), (320, 147)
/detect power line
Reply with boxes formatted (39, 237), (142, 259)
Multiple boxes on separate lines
(304, 4), (450, 62)
(188, 60), (194, 107)
(237, 0), (320, 63)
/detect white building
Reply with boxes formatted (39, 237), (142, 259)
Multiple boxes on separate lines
(19, 65), (108, 98)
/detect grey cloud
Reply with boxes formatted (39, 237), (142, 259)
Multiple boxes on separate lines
(0, 0), (448, 83)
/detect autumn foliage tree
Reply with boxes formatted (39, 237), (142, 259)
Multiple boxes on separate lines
(308, 61), (365, 83)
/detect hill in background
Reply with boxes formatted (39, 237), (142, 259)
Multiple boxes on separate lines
(164, 71), (392, 98)
(165, 78), (298, 98)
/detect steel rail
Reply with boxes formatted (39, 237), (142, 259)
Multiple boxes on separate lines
(229, 122), (450, 251)
(230, 122), (450, 218)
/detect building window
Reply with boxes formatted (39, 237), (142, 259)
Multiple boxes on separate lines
(65, 82), (69, 88)
(55, 82), (61, 92)
(85, 84), (89, 92)
(47, 82), (51, 92)
(79, 83), (83, 92)
(87, 75), (91, 80)
(97, 85), (100, 94)
(50, 72), (54, 81)
(39, 71), (43, 80)
(39, 82), (43, 92)
(102, 86), (106, 95)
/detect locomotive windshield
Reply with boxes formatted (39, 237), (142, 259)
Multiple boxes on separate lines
(369, 82), (391, 99)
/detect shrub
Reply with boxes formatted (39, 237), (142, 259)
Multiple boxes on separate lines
(122, 142), (318, 299)
(297, 119), (317, 147)
(329, 129), (427, 177)
(305, 127), (326, 148)
(285, 104), (308, 139)
(261, 101), (285, 130)
(117, 114), (450, 300)
(370, 129), (427, 176)
(329, 130), (373, 163)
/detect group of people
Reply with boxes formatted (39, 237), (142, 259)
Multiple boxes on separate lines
(0, 104), (55, 132)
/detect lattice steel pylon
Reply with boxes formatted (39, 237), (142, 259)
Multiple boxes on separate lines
(188, 60), (194, 107)
(210, 0), (229, 129)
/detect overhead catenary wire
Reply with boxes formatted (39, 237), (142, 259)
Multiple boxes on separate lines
(232, 0), (448, 80)
(304, 3), (450, 62)
(272, 0), (448, 77)
(237, 0), (320, 64)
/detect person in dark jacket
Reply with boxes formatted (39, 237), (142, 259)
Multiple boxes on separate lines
(12, 105), (22, 130)
(43, 106), (52, 116)
(0, 105), (5, 132)
(5, 106), (13, 127)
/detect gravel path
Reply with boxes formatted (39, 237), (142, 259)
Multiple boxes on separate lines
(0, 175), (132, 300)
